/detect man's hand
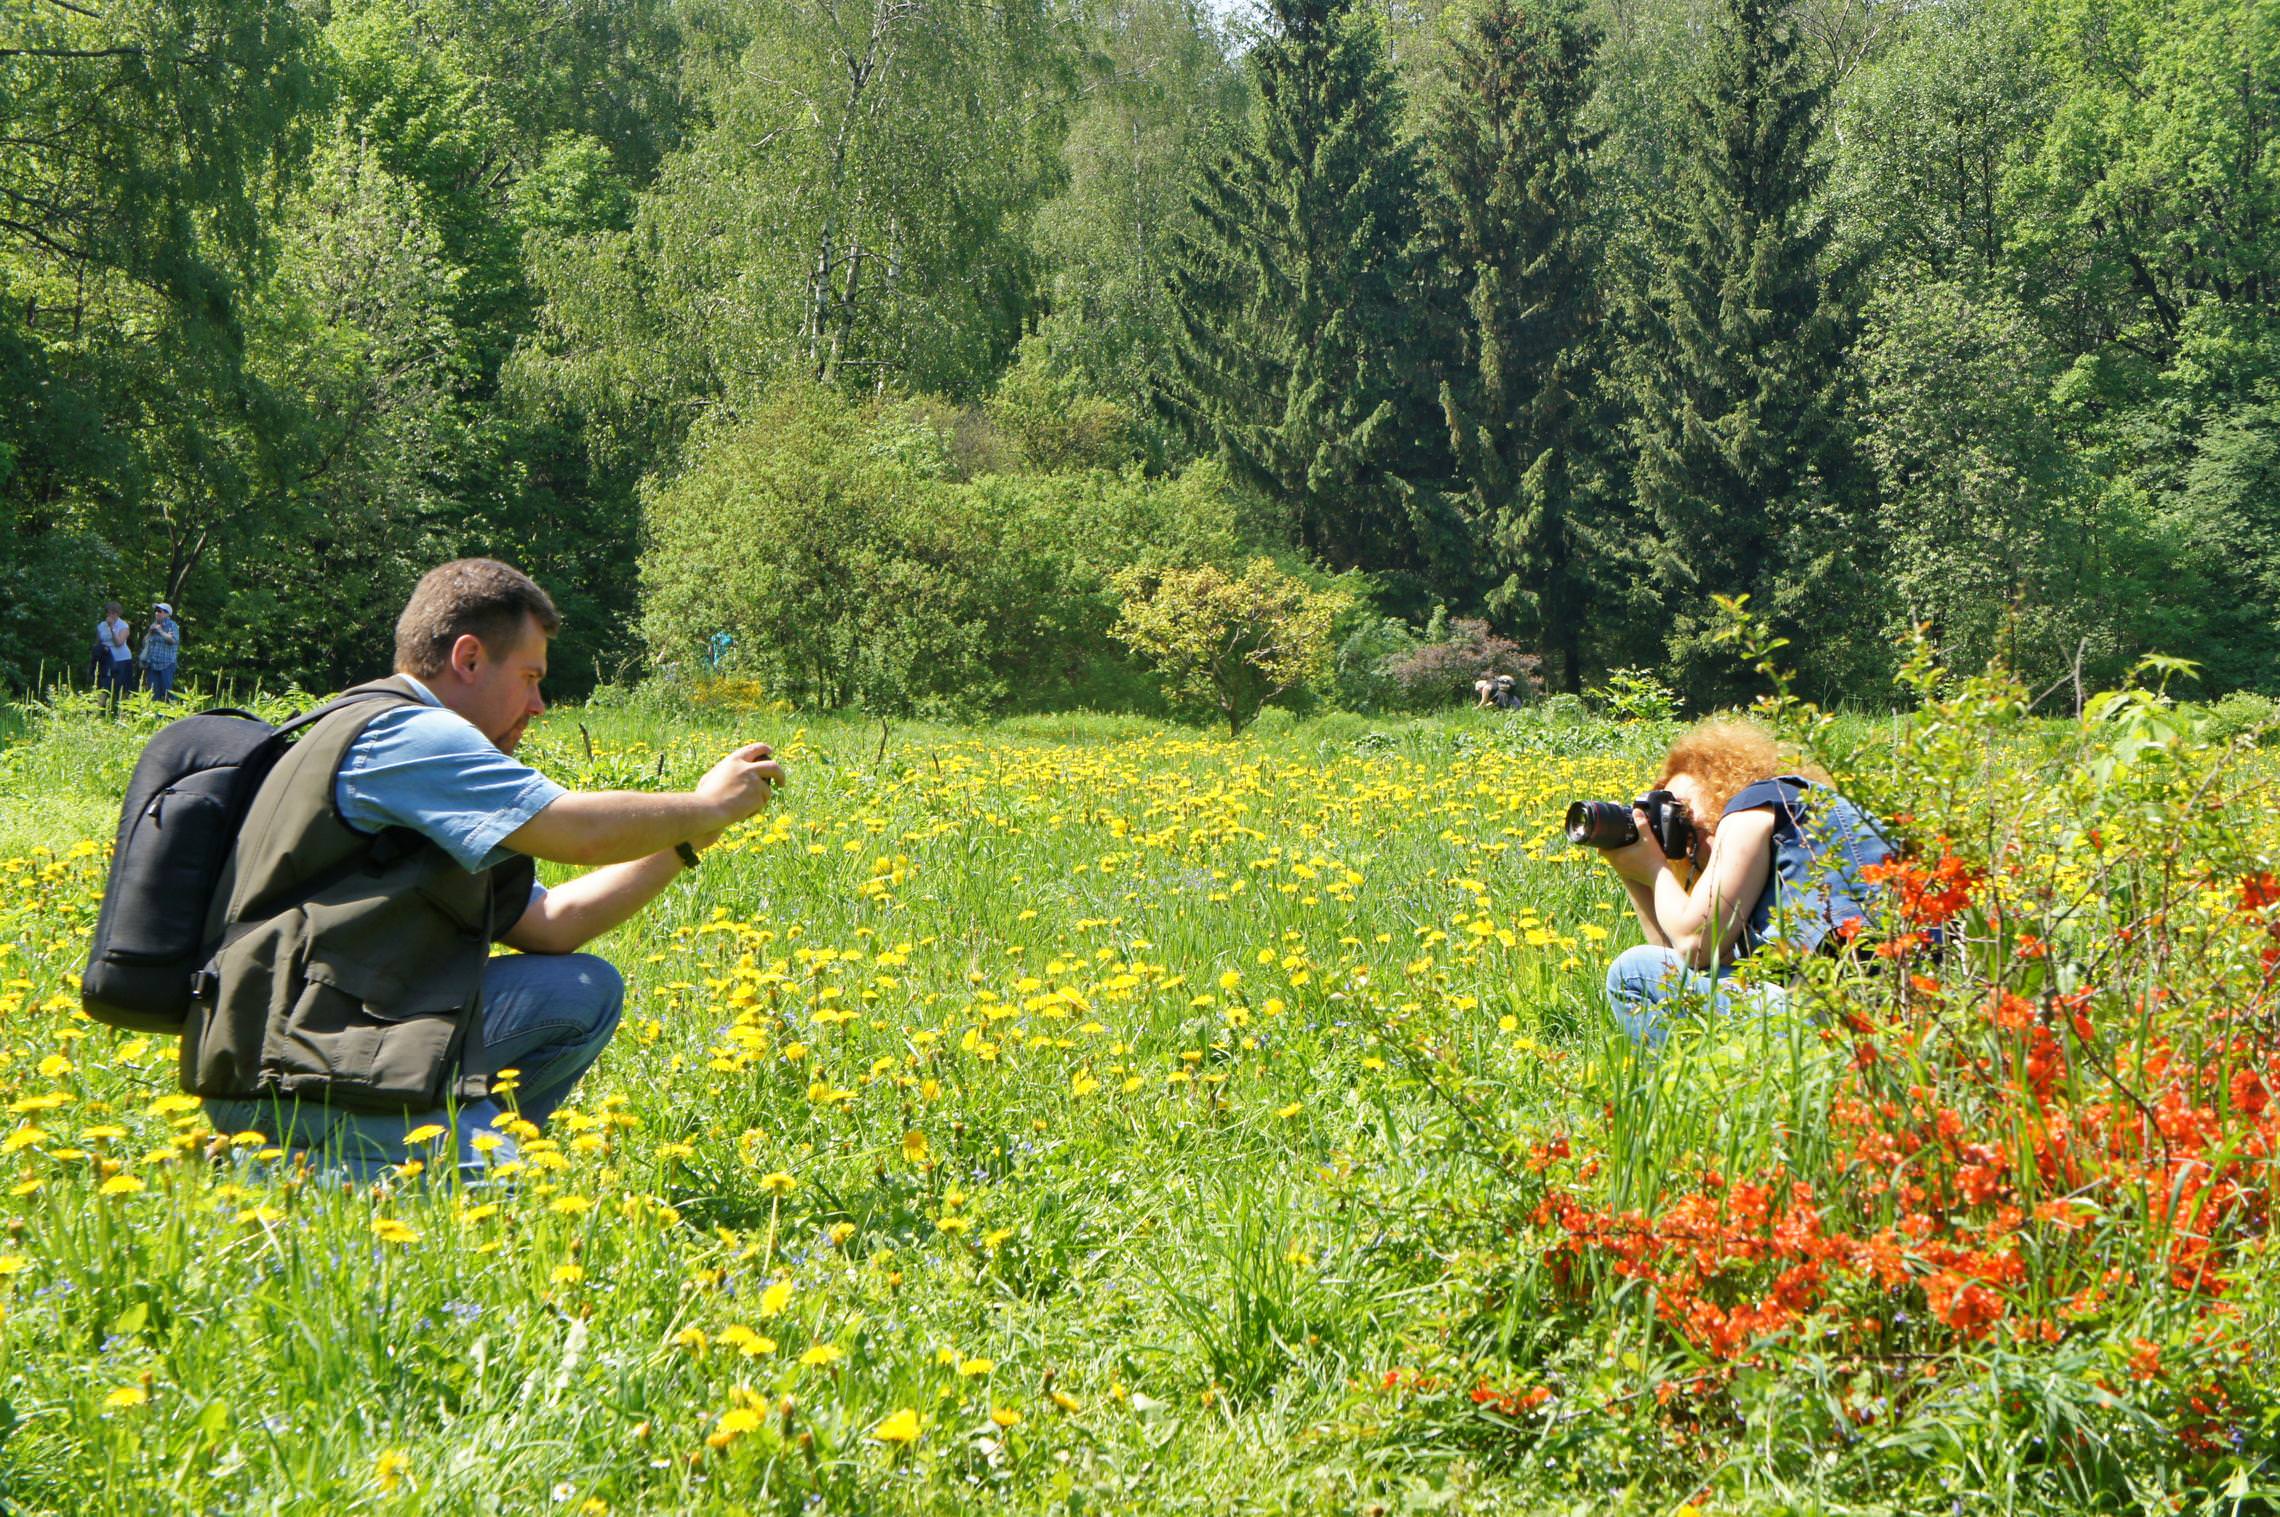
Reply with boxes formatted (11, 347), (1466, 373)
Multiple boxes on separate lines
(502, 743), (789, 868)
(1604, 809), (1668, 885)
(696, 743), (785, 831)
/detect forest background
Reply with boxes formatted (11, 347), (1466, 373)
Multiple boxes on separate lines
(3, 0), (2275, 716)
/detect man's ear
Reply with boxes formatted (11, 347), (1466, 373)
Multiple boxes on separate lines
(448, 632), (487, 682)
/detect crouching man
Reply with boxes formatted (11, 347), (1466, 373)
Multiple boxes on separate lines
(185, 558), (784, 1177)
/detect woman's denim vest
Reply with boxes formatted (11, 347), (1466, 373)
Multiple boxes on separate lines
(1725, 776), (1895, 956)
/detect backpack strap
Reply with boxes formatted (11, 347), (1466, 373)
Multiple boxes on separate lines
(272, 684), (416, 739)
(188, 686), (426, 1003)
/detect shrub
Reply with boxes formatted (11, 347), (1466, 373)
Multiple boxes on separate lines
(640, 382), (995, 714)
(1111, 558), (1349, 733)
(1586, 665), (1683, 722)
(984, 339), (1145, 474)
(1331, 614), (1420, 714)
(1377, 616), (1539, 712)
(2194, 689), (2280, 747)
(641, 384), (1257, 716)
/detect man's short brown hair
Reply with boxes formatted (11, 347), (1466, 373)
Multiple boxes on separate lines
(394, 559), (561, 678)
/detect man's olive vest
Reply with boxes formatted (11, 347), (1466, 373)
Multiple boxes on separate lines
(180, 677), (536, 1111)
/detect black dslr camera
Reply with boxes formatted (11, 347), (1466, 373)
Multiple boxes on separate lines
(1566, 789), (1695, 860)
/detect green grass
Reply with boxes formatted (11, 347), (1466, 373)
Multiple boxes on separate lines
(0, 695), (2269, 1514)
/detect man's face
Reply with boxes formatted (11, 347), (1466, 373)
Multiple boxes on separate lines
(444, 615), (549, 753)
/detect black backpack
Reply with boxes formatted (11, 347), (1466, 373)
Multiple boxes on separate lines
(80, 690), (405, 1033)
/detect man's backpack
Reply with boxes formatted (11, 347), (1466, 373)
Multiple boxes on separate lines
(80, 691), (406, 1033)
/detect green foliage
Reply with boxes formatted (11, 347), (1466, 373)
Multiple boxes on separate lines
(1029, 0), (1244, 427)
(1110, 557), (1349, 732)
(1584, 665), (1681, 723)
(2161, 402), (2280, 693)
(10, 0), (2280, 741)
(1830, 0), (2047, 283)
(984, 340), (1147, 475)
(1425, 0), (1607, 692)
(524, 0), (1074, 440)
(2192, 689), (2280, 747)
(1858, 279), (2105, 686)
(642, 383), (1261, 715)
(1331, 613), (1421, 715)
(1160, 0), (1459, 589)
(1623, 0), (1872, 708)
(640, 384), (988, 714)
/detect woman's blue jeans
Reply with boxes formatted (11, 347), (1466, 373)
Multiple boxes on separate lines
(1604, 944), (1788, 1051)
(204, 951), (625, 1180)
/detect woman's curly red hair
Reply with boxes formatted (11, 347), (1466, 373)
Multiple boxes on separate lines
(1658, 718), (1829, 828)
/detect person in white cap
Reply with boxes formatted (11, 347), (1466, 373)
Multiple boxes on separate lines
(141, 602), (180, 701)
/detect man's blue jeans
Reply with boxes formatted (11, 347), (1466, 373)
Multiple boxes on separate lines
(205, 952), (624, 1180)
(1604, 944), (1787, 1051)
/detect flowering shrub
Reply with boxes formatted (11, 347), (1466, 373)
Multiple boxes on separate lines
(1377, 616), (1540, 711)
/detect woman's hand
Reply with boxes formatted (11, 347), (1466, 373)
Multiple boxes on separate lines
(1604, 809), (1668, 885)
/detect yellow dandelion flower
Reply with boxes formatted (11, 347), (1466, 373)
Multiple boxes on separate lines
(706, 1407), (763, 1449)
(551, 1264), (586, 1285)
(799, 1343), (845, 1368)
(1051, 1389), (1081, 1412)
(871, 1407), (924, 1445)
(97, 1174), (144, 1197)
(374, 1448), (412, 1492)
(990, 1406), (1022, 1428)
(0, 1255), (26, 1276)
(371, 1217), (420, 1245)
(402, 1124), (447, 1146)
(103, 1385), (148, 1410)
(957, 1357), (995, 1378)
(758, 1171), (797, 1195)
(900, 1131), (929, 1164)
(758, 1280), (794, 1318)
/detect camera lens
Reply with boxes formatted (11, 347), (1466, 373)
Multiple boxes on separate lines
(1566, 800), (1640, 848)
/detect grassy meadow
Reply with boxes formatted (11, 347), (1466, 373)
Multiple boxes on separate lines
(0, 682), (2276, 1514)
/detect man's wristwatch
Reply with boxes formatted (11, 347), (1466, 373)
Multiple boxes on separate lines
(675, 842), (702, 870)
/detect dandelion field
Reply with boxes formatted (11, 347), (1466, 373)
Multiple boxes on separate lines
(2, 687), (2278, 1514)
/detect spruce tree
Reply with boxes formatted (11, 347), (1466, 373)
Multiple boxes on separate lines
(1425, 0), (1606, 692)
(1625, 0), (1864, 704)
(1160, 0), (1454, 585)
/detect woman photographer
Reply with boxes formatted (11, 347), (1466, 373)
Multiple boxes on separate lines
(1594, 719), (1894, 1048)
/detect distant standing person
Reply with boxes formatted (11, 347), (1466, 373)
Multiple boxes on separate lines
(140, 602), (180, 701)
(95, 601), (134, 700)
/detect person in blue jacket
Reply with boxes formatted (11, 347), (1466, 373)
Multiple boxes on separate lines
(1595, 718), (1896, 1048)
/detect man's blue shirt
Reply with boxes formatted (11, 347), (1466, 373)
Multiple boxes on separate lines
(336, 675), (565, 878)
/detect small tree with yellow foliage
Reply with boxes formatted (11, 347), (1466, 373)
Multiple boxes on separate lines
(1111, 558), (1348, 734)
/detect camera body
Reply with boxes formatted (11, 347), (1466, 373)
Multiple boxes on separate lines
(1566, 789), (1695, 860)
